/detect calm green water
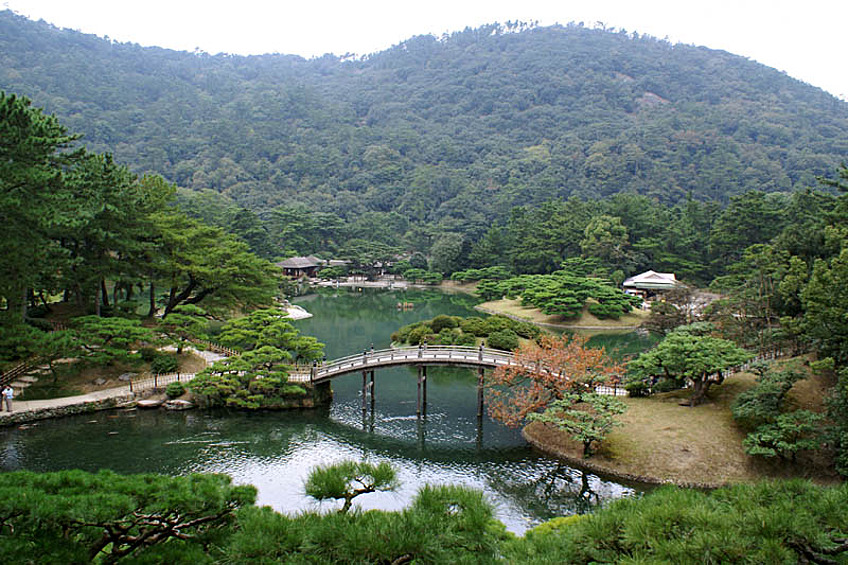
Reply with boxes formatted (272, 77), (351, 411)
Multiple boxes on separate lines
(0, 287), (655, 533)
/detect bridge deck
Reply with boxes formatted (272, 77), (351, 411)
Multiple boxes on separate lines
(288, 346), (516, 383)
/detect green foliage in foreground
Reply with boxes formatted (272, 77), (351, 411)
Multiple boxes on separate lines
(228, 483), (506, 564)
(4, 470), (847, 564)
(0, 470), (255, 564)
(504, 480), (848, 564)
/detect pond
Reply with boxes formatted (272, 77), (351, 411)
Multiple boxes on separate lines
(0, 287), (656, 533)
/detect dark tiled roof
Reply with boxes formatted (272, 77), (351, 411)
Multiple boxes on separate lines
(277, 256), (322, 269)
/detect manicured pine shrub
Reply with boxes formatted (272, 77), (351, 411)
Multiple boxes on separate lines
(150, 353), (179, 374)
(165, 381), (185, 399)
(430, 314), (460, 333)
(487, 329), (520, 351)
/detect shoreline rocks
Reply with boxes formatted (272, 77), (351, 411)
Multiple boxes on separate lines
(137, 398), (164, 409)
(0, 394), (137, 427)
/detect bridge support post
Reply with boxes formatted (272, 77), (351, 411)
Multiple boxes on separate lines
(369, 371), (375, 401)
(477, 367), (485, 418)
(417, 366), (427, 416)
(362, 371), (368, 413)
(476, 412), (484, 451)
(422, 366), (427, 411)
(417, 366), (422, 415)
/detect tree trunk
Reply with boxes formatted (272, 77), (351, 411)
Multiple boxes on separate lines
(37, 290), (50, 311)
(147, 279), (156, 318)
(74, 283), (85, 311)
(688, 378), (712, 407)
(163, 276), (200, 318)
(101, 278), (110, 309)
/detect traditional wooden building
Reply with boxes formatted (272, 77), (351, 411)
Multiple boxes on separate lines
(622, 270), (678, 299)
(276, 256), (323, 278)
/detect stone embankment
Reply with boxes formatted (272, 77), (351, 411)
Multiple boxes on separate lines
(0, 386), (137, 427)
(0, 347), (228, 428)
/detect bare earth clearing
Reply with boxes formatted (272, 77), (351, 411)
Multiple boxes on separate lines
(524, 360), (839, 487)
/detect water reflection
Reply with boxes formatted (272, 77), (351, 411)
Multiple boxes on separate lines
(0, 288), (648, 533)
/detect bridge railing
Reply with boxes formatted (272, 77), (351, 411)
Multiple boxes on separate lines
(295, 345), (517, 382)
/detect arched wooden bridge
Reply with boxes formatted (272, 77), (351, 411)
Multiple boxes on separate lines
(129, 345), (624, 417)
(288, 345), (518, 416)
(288, 345), (517, 383)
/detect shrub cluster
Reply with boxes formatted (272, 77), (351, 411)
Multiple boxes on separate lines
(189, 368), (307, 410)
(402, 268), (444, 284)
(732, 364), (823, 461)
(391, 314), (541, 350)
(477, 272), (641, 319)
(165, 381), (186, 399)
(150, 353), (179, 375)
(450, 266), (512, 283)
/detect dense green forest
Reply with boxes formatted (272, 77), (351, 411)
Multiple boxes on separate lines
(2, 10), (847, 270)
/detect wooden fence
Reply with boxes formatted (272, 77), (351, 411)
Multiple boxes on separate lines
(190, 339), (239, 357)
(129, 372), (196, 393)
(0, 361), (32, 387)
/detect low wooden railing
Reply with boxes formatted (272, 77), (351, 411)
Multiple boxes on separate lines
(190, 339), (239, 357)
(0, 361), (32, 387)
(129, 372), (196, 393)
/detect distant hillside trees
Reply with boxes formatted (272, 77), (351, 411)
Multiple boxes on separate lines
(2, 12), (847, 276)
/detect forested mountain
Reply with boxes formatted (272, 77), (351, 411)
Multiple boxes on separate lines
(2, 11), (847, 247)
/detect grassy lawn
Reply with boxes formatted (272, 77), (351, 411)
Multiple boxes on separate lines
(476, 298), (649, 328)
(524, 359), (839, 486)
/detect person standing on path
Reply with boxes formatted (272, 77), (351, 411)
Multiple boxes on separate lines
(1, 385), (13, 412)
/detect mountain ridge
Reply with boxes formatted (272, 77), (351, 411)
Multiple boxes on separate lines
(1, 11), (846, 232)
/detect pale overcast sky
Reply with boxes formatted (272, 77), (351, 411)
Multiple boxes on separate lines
(4, 0), (847, 100)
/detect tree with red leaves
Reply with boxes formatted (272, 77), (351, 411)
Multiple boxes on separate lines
(485, 334), (624, 428)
